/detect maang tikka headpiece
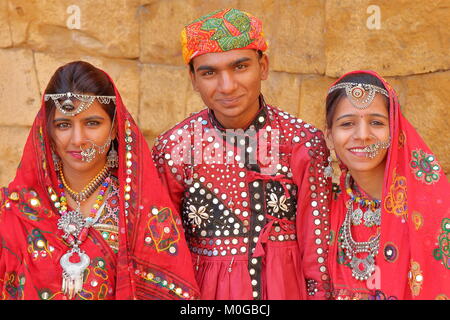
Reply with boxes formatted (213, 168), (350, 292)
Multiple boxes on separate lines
(328, 82), (389, 109)
(44, 92), (116, 117)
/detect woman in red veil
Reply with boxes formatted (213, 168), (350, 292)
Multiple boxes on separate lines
(0, 61), (199, 300)
(325, 70), (449, 299)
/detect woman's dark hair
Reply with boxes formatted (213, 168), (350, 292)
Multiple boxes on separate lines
(44, 61), (116, 136)
(325, 73), (389, 128)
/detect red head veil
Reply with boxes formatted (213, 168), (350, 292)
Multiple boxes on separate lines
(328, 70), (449, 299)
(0, 65), (199, 300)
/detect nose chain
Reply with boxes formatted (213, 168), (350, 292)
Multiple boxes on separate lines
(80, 138), (112, 163)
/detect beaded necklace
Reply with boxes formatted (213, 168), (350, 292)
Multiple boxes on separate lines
(59, 164), (109, 202)
(339, 172), (381, 281)
(51, 169), (111, 299)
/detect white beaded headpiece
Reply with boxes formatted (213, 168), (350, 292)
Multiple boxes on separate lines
(44, 92), (116, 117)
(328, 82), (389, 109)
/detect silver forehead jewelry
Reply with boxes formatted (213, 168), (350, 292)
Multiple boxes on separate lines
(328, 82), (389, 109)
(44, 92), (116, 117)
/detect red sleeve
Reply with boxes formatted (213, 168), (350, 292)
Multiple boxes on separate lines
(291, 131), (332, 300)
(151, 137), (186, 211)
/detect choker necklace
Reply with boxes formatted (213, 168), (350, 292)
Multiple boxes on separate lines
(50, 175), (111, 298)
(340, 172), (381, 280)
(59, 164), (109, 202)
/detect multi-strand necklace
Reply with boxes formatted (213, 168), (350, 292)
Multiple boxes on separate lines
(51, 165), (111, 298)
(59, 164), (109, 202)
(340, 172), (381, 281)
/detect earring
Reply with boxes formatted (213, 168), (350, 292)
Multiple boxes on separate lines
(107, 142), (119, 168)
(324, 155), (334, 178)
(52, 151), (61, 171)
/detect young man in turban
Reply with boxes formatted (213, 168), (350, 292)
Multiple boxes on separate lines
(152, 8), (331, 300)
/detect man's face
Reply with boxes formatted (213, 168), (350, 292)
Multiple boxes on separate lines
(189, 49), (269, 129)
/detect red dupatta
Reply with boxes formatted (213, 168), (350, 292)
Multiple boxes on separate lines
(0, 68), (199, 300)
(328, 70), (450, 299)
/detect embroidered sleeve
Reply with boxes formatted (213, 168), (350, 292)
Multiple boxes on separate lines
(291, 131), (332, 299)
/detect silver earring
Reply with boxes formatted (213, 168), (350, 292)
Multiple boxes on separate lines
(324, 155), (333, 178)
(52, 151), (61, 171)
(107, 142), (119, 168)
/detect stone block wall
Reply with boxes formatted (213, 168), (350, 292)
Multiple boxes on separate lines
(0, 0), (448, 187)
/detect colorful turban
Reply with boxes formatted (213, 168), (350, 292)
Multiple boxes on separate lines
(181, 8), (268, 64)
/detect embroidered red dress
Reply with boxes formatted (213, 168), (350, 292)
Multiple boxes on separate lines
(0, 71), (199, 300)
(327, 70), (450, 300)
(152, 97), (331, 300)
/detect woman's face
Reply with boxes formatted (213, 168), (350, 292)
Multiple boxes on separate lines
(51, 99), (115, 174)
(326, 93), (390, 176)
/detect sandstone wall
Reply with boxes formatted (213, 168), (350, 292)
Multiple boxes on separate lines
(0, 0), (448, 187)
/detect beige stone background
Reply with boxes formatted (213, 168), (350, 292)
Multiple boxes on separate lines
(0, 0), (449, 186)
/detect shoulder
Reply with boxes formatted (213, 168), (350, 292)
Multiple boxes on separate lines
(153, 108), (209, 155)
(266, 105), (325, 152)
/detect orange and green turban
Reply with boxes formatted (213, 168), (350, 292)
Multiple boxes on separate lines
(181, 8), (268, 64)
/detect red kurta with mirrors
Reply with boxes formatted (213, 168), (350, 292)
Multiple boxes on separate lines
(152, 98), (332, 300)
(0, 72), (199, 300)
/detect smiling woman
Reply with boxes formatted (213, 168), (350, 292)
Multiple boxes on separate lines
(326, 88), (390, 198)
(0, 61), (199, 300)
(325, 70), (449, 300)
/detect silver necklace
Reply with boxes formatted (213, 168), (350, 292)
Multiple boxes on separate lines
(55, 175), (110, 298)
(340, 174), (381, 281)
(340, 202), (380, 280)
(345, 173), (381, 227)
(57, 200), (107, 298)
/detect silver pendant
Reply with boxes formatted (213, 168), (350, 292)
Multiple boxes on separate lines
(373, 208), (381, 226)
(57, 210), (84, 237)
(350, 255), (375, 280)
(363, 208), (382, 227)
(60, 247), (90, 299)
(363, 208), (375, 227)
(351, 207), (363, 225)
